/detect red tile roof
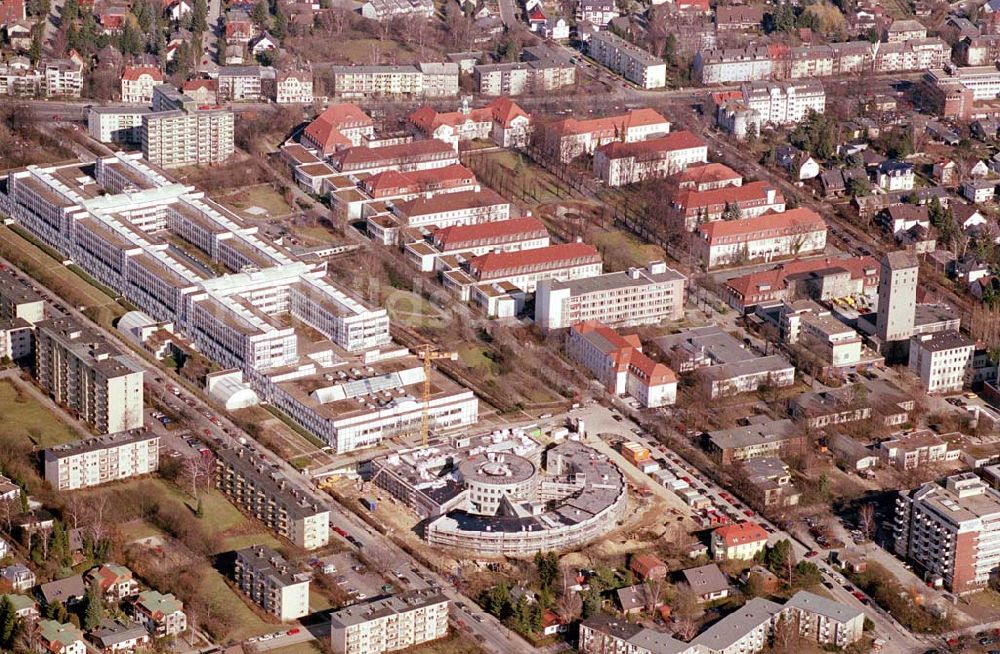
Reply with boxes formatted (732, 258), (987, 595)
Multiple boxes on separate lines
(395, 188), (508, 218)
(469, 242), (600, 279)
(303, 103), (372, 154)
(121, 65), (164, 81)
(676, 163), (742, 187)
(331, 139), (455, 170)
(0, 0), (25, 24)
(674, 180), (782, 213)
(697, 207), (826, 243)
(597, 130), (706, 159)
(713, 521), (768, 547)
(725, 255), (879, 305)
(409, 98), (529, 134)
(433, 217), (547, 250)
(183, 78), (217, 91)
(572, 321), (677, 385)
(364, 164), (477, 197)
(551, 108), (668, 137)
(528, 5), (546, 20)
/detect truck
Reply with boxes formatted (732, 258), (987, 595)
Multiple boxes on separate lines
(362, 497), (377, 512)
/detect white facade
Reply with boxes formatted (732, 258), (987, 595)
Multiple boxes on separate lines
(330, 64), (459, 99)
(694, 208), (828, 268)
(87, 106), (150, 144)
(275, 72), (313, 104)
(234, 546), (311, 621)
(0, 318), (32, 361)
(743, 81), (826, 126)
(908, 331), (974, 394)
(587, 31), (666, 89)
(593, 131), (708, 187)
(44, 431), (159, 491)
(142, 109), (235, 169)
(120, 68), (165, 104)
(329, 591), (450, 654)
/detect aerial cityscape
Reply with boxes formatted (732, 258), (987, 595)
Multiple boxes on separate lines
(3, 0), (1000, 653)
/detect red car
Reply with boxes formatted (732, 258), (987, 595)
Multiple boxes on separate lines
(287, 628), (300, 636)
(804, 551), (818, 558)
(852, 591), (866, 602)
(743, 509), (754, 517)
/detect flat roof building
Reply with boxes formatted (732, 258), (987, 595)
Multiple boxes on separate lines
(234, 545), (311, 621)
(329, 589), (449, 654)
(44, 430), (159, 491)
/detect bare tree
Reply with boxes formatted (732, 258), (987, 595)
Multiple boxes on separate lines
(554, 568), (582, 624)
(858, 502), (876, 541)
(642, 579), (664, 613)
(87, 494), (109, 544)
(183, 454), (215, 500)
(0, 498), (13, 533)
(671, 583), (701, 640)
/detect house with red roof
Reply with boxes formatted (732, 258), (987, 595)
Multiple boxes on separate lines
(86, 563), (139, 602)
(567, 321), (678, 407)
(694, 207), (827, 269)
(593, 130), (708, 187)
(722, 256), (879, 312)
(0, 0), (25, 25)
(329, 139), (459, 175)
(182, 78), (218, 104)
(120, 65), (164, 104)
(99, 6), (128, 33)
(544, 108), (671, 163)
(407, 97), (531, 149)
(526, 2), (547, 30)
(711, 522), (769, 560)
(676, 163), (743, 192)
(541, 610), (566, 636)
(301, 103), (375, 155)
(670, 180), (785, 231)
(361, 164), (479, 200)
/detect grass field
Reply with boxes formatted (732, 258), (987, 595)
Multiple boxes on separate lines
(589, 229), (666, 272)
(0, 225), (125, 329)
(0, 379), (82, 448)
(404, 633), (489, 654)
(471, 151), (574, 208)
(217, 185), (293, 218)
(384, 289), (449, 329)
(265, 643), (323, 654)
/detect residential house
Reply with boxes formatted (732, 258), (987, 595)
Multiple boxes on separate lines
(88, 620), (150, 654)
(775, 146), (819, 181)
(38, 575), (86, 607)
(36, 620), (84, 654)
(1, 564), (35, 591)
(120, 66), (164, 104)
(682, 563), (730, 602)
(630, 554), (667, 581)
(131, 591), (187, 637)
(711, 522), (769, 560)
(876, 160), (915, 191)
(86, 564), (139, 602)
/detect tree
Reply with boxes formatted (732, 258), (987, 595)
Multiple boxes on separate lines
(28, 27), (43, 65)
(192, 0), (208, 33)
(534, 552), (559, 592)
(858, 502), (876, 541)
(772, 612), (799, 652)
(82, 582), (104, 630)
(18, 489), (27, 514)
(271, 7), (287, 38)
(480, 583), (511, 619)
(26, 0), (50, 17)
(62, 0), (79, 24)
(251, 0), (269, 26)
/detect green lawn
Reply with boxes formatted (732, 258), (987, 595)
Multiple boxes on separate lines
(589, 229), (666, 272)
(457, 344), (495, 372)
(201, 568), (277, 641)
(266, 644), (323, 654)
(218, 185), (293, 218)
(0, 379), (82, 448)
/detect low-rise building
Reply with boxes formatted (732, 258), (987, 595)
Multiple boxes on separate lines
(36, 620), (85, 654)
(682, 563), (730, 602)
(880, 428), (959, 470)
(723, 255), (879, 312)
(630, 553), (667, 581)
(216, 447), (330, 550)
(711, 522), (769, 560)
(743, 457), (800, 507)
(407, 97), (531, 150)
(301, 103), (375, 155)
(704, 419), (805, 465)
(328, 590), (449, 654)
(693, 208), (827, 268)
(404, 217), (549, 272)
(0, 317), (32, 361)
(120, 65), (164, 104)
(593, 130), (708, 187)
(44, 431), (159, 491)
(587, 31), (666, 89)
(275, 71), (313, 104)
(330, 139), (459, 175)
(360, 0), (433, 20)
(234, 545), (311, 621)
(131, 591), (187, 637)
(908, 330), (975, 394)
(88, 619), (150, 654)
(577, 0), (618, 25)
(1, 564), (34, 591)
(86, 564), (140, 602)
(676, 163), (743, 191)
(671, 180), (785, 231)
(567, 321), (678, 407)
(444, 242), (602, 299)
(535, 261), (686, 330)
(543, 108), (670, 163)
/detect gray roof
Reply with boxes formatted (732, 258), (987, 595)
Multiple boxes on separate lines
(693, 597), (783, 650)
(329, 590), (448, 629)
(90, 620), (148, 648)
(883, 250), (918, 271)
(629, 628), (696, 654)
(39, 575), (85, 604)
(546, 264), (685, 296)
(784, 590), (863, 623)
(44, 431), (156, 460)
(682, 563), (729, 596)
(235, 545), (310, 588)
(910, 329), (974, 353)
(706, 419), (798, 451)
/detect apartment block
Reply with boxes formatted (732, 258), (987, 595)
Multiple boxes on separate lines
(87, 106), (151, 144)
(329, 590), (449, 654)
(40, 59), (83, 97)
(711, 521), (769, 560)
(535, 261), (686, 330)
(544, 108), (670, 163)
(693, 207), (827, 268)
(474, 60), (576, 96)
(587, 31), (666, 89)
(0, 317), (33, 361)
(593, 130), (708, 187)
(781, 592), (865, 649)
(717, 80), (826, 139)
(909, 330), (975, 394)
(35, 317), (144, 434)
(0, 270), (44, 323)
(234, 545), (311, 621)
(142, 108), (235, 169)
(360, 0), (433, 20)
(216, 446), (330, 550)
(43, 430), (159, 491)
(704, 419), (805, 465)
(880, 428), (958, 470)
(329, 63), (459, 99)
(577, 0), (617, 25)
(894, 473), (1000, 594)
(217, 65), (277, 101)
(120, 65), (165, 104)
(567, 321), (677, 407)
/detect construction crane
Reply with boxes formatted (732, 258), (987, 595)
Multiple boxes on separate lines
(415, 345), (457, 447)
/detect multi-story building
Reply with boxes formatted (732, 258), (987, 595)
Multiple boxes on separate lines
(40, 59), (83, 97)
(544, 108), (670, 163)
(43, 431), (159, 491)
(380, 188), (510, 234)
(87, 106), (151, 144)
(908, 330), (975, 394)
(473, 59), (576, 96)
(217, 65), (277, 101)
(329, 139), (459, 175)
(86, 563), (140, 602)
(744, 457), (801, 508)
(535, 261), (686, 330)
(676, 163), (743, 191)
(922, 65), (1000, 120)
(567, 321), (677, 407)
(711, 522), (769, 560)
(216, 446), (330, 550)
(408, 97), (531, 150)
(782, 592), (865, 649)
(723, 255), (879, 312)
(36, 620), (85, 654)
(693, 207), (828, 268)
(876, 250), (918, 349)
(234, 545), (311, 621)
(796, 309), (864, 370)
(1, 564), (34, 591)
(131, 591), (187, 637)
(879, 428), (958, 470)
(576, 0), (618, 25)
(593, 130), (707, 187)
(0, 317), (33, 361)
(120, 65), (165, 104)
(587, 31), (666, 89)
(894, 473), (1000, 594)
(275, 70), (313, 104)
(717, 81), (826, 139)
(329, 63), (459, 99)
(404, 217), (550, 272)
(301, 103), (375, 155)
(329, 590), (450, 654)
(35, 317), (144, 434)
(957, 34), (1000, 66)
(704, 419), (805, 465)
(884, 18), (926, 42)
(445, 242), (603, 295)
(360, 0), (433, 20)
(142, 107), (235, 168)
(671, 180), (785, 231)
(0, 269), (44, 323)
